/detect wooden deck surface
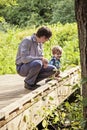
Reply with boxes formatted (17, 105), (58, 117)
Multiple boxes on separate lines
(0, 74), (31, 109)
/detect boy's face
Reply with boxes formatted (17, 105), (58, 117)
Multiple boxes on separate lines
(54, 52), (62, 60)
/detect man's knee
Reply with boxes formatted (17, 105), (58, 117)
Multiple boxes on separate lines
(48, 65), (57, 75)
(32, 60), (43, 69)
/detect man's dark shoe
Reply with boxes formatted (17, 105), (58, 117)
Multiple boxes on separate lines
(24, 83), (40, 90)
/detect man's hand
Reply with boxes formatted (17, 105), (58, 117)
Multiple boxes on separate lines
(42, 58), (49, 68)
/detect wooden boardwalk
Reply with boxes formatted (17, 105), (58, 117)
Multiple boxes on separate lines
(0, 74), (28, 109)
(0, 66), (80, 130)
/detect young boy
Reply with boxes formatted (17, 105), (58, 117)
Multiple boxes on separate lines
(49, 45), (62, 78)
(49, 46), (62, 68)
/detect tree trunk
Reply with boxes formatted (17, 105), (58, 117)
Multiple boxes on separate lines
(75, 0), (87, 128)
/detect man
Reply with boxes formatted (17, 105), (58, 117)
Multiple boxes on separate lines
(16, 26), (56, 90)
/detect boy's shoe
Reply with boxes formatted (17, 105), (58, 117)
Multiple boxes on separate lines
(24, 82), (40, 90)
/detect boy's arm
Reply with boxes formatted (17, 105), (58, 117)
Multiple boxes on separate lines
(49, 58), (55, 66)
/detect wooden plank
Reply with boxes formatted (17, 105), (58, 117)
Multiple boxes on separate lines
(0, 80), (57, 120)
(0, 74), (28, 109)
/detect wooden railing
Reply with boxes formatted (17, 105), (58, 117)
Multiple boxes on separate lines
(0, 66), (80, 130)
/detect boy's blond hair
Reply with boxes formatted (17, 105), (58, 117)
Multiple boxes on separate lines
(52, 46), (62, 55)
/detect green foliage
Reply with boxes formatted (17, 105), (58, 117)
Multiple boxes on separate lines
(51, 0), (75, 24)
(0, 0), (75, 27)
(0, 26), (20, 74)
(0, 0), (17, 6)
(41, 94), (83, 129)
(1, 0), (52, 27)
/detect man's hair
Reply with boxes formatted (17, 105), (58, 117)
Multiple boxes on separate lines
(36, 26), (52, 38)
(52, 46), (62, 55)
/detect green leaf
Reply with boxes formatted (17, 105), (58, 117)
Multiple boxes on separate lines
(53, 116), (59, 123)
(62, 112), (66, 118)
(49, 96), (54, 101)
(42, 119), (48, 128)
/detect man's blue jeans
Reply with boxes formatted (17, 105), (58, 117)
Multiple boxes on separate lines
(16, 60), (56, 85)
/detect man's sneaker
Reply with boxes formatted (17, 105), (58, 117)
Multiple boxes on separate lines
(24, 82), (40, 90)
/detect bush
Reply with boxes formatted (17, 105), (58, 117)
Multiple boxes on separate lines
(0, 0), (75, 27)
